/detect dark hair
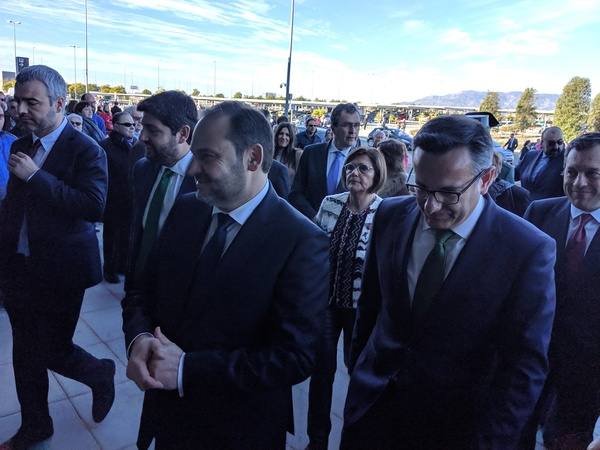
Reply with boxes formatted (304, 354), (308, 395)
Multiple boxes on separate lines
(341, 147), (387, 194)
(414, 115), (493, 175)
(331, 103), (360, 127)
(201, 101), (274, 173)
(378, 139), (407, 174)
(566, 132), (600, 157)
(74, 101), (93, 114)
(273, 122), (298, 170)
(66, 99), (78, 114)
(138, 90), (198, 144)
(112, 111), (128, 124)
(276, 115), (288, 125)
(541, 126), (562, 140)
(81, 93), (94, 101)
(16, 65), (67, 106)
(305, 116), (316, 126)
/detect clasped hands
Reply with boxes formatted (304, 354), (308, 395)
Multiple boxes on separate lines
(8, 152), (39, 181)
(126, 327), (183, 391)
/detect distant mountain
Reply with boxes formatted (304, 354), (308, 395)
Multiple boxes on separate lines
(408, 90), (559, 110)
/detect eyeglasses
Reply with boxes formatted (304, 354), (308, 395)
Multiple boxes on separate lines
(405, 168), (489, 205)
(69, 120), (82, 126)
(307, 124), (316, 128)
(344, 163), (373, 174)
(116, 122), (135, 127)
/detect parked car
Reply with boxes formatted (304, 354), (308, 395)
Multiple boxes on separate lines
(367, 127), (413, 150)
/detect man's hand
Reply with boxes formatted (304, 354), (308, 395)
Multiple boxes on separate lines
(148, 327), (183, 391)
(126, 334), (164, 391)
(8, 152), (40, 181)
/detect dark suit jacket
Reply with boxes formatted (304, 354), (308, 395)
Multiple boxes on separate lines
(524, 198), (600, 386)
(515, 150), (564, 200)
(346, 196), (556, 449)
(124, 156), (196, 288)
(268, 159), (290, 199)
(122, 188), (329, 449)
(0, 124), (107, 292)
(289, 141), (346, 218)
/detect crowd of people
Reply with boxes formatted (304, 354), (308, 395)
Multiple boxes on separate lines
(1, 64), (600, 450)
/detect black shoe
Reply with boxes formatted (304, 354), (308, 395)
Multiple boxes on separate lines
(0, 425), (53, 450)
(91, 359), (116, 422)
(103, 273), (120, 284)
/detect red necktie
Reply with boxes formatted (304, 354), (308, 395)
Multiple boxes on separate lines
(565, 213), (594, 276)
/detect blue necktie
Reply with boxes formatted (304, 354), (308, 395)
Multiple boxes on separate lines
(327, 151), (344, 195)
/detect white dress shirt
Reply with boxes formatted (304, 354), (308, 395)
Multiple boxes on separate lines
(142, 151), (193, 234)
(568, 204), (600, 253)
(407, 195), (485, 302)
(17, 118), (68, 256)
(176, 180), (271, 395)
(325, 141), (351, 188)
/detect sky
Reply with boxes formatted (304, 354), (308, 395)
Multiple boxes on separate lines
(0, 0), (599, 104)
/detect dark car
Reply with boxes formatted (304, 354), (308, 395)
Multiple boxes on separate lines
(367, 127), (413, 150)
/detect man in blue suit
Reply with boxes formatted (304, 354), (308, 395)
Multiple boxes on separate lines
(289, 103), (360, 218)
(0, 66), (115, 449)
(342, 115), (556, 449)
(122, 101), (329, 449)
(524, 132), (600, 450)
(516, 126), (565, 200)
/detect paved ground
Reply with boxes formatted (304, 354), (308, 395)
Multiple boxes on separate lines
(0, 278), (349, 450)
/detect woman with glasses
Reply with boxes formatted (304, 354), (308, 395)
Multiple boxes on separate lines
(99, 111), (137, 283)
(306, 146), (386, 450)
(273, 122), (303, 183)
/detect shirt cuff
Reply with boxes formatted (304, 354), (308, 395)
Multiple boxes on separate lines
(26, 169), (40, 182)
(126, 332), (154, 359)
(177, 352), (186, 397)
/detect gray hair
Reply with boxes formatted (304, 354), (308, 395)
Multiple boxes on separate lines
(16, 65), (67, 106)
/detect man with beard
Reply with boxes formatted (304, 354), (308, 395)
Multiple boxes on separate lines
(100, 111), (137, 283)
(290, 103), (361, 218)
(124, 90), (197, 288)
(516, 126), (566, 200)
(0, 65), (114, 449)
(122, 101), (329, 449)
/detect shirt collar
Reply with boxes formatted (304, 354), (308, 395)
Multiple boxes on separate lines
(162, 150), (192, 177)
(330, 140), (351, 155)
(212, 180), (269, 226)
(32, 117), (68, 152)
(570, 204), (600, 223)
(422, 195), (485, 240)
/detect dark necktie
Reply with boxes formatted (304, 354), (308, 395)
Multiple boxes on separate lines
(135, 168), (175, 278)
(193, 213), (235, 295)
(565, 213), (594, 277)
(327, 151), (344, 195)
(413, 229), (456, 319)
(27, 139), (42, 158)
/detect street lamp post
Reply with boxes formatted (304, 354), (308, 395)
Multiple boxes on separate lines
(8, 20), (21, 75)
(84, 0), (89, 92)
(69, 45), (77, 96)
(283, 0), (295, 117)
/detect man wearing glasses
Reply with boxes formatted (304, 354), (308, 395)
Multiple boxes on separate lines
(342, 115), (556, 449)
(99, 111), (137, 283)
(290, 103), (360, 218)
(295, 116), (322, 150)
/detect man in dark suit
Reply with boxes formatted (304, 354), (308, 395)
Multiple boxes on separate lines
(0, 65), (115, 450)
(125, 91), (198, 288)
(523, 132), (600, 450)
(516, 126), (565, 200)
(504, 132), (519, 152)
(289, 103), (361, 218)
(342, 115), (556, 450)
(268, 158), (290, 199)
(122, 101), (329, 449)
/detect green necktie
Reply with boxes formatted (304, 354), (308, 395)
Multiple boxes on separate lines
(412, 229), (456, 319)
(135, 168), (175, 278)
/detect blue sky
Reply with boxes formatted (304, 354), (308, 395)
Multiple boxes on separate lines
(0, 0), (599, 103)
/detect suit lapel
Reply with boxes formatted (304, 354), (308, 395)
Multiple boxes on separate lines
(391, 202), (420, 314)
(547, 199), (570, 266)
(584, 218), (600, 274)
(38, 126), (72, 176)
(316, 142), (330, 197)
(178, 175), (196, 197)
